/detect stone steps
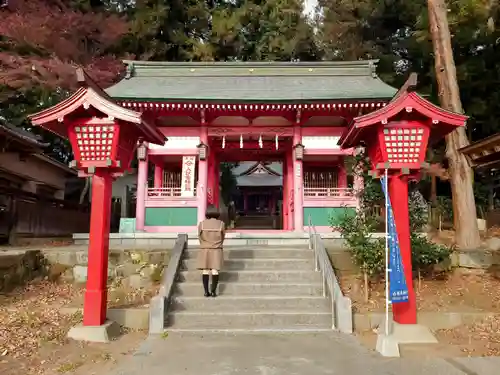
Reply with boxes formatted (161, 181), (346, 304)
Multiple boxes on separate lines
(166, 245), (331, 332)
(178, 270), (322, 283)
(173, 282), (323, 296)
(170, 295), (330, 312)
(181, 258), (314, 271)
(166, 311), (332, 330)
(183, 247), (313, 259)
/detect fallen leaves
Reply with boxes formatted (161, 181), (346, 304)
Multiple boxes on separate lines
(0, 281), (83, 361)
(0, 279), (153, 375)
(341, 270), (500, 314)
(436, 315), (500, 356)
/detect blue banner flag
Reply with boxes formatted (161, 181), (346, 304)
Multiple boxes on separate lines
(380, 176), (409, 304)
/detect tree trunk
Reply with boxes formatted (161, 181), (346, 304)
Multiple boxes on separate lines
(363, 269), (369, 303)
(427, 149), (438, 205)
(427, 0), (481, 249)
(430, 175), (437, 204)
(79, 177), (91, 205)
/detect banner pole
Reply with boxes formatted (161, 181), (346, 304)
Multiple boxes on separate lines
(384, 168), (390, 336)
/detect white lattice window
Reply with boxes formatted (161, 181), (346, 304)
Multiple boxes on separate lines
(383, 128), (424, 163)
(303, 167), (340, 197)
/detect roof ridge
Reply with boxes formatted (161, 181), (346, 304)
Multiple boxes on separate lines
(123, 60), (379, 68)
(123, 59), (379, 79)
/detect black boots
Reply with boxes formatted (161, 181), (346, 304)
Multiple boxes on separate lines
(203, 273), (219, 297)
(210, 274), (219, 297)
(202, 274), (210, 297)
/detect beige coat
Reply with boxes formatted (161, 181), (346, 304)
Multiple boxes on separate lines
(196, 218), (226, 270)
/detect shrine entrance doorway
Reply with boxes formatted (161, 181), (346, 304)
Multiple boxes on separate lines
(209, 135), (292, 231)
(231, 161), (283, 230)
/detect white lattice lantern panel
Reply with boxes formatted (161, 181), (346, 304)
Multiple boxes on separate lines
(378, 124), (430, 168)
(74, 125), (116, 162)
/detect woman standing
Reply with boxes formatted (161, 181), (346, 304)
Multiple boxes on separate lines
(197, 205), (226, 297)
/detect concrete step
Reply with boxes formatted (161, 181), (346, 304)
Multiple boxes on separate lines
(183, 247), (313, 260)
(170, 295), (330, 312)
(166, 311), (332, 330)
(191, 238), (310, 247)
(164, 328), (333, 333)
(181, 258), (314, 271)
(178, 270), (322, 283)
(173, 282), (323, 296)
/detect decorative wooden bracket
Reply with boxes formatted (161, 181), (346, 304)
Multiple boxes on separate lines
(421, 162), (450, 180)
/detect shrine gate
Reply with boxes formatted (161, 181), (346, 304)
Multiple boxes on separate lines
(112, 60), (396, 232)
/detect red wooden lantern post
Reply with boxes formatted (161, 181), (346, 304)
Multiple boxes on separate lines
(29, 69), (165, 338)
(339, 83), (467, 325)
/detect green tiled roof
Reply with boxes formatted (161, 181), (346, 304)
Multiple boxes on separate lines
(106, 60), (397, 102)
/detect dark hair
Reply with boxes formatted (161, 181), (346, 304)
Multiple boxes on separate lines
(205, 205), (220, 219)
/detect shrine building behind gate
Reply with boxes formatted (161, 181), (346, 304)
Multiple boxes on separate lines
(106, 60), (398, 233)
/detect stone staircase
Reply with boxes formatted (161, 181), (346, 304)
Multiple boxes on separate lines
(166, 246), (332, 332)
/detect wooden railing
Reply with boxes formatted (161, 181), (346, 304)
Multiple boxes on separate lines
(303, 187), (354, 198)
(147, 187), (197, 198)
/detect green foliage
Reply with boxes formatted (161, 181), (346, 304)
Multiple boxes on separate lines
(336, 206), (385, 277)
(409, 188), (428, 232)
(219, 162), (238, 206)
(411, 233), (452, 273)
(435, 196), (454, 224)
(334, 153), (453, 280)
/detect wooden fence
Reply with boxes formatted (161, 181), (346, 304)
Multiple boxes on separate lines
(0, 187), (90, 241)
(14, 197), (90, 237)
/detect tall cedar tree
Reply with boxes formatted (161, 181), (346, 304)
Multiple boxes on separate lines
(210, 0), (320, 61)
(316, 0), (500, 247)
(125, 0), (320, 61)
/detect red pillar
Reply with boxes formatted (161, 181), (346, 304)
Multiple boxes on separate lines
(282, 158), (288, 230)
(337, 158), (347, 189)
(207, 151), (216, 205)
(388, 175), (417, 324)
(286, 149), (295, 230)
(83, 171), (113, 326)
(214, 154), (220, 208)
(154, 164), (163, 188)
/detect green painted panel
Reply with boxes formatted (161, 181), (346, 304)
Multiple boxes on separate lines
(304, 207), (355, 227)
(119, 218), (136, 233)
(145, 207), (198, 226)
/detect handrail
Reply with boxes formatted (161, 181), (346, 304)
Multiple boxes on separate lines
(147, 187), (197, 198)
(303, 187), (354, 198)
(308, 216), (353, 334)
(149, 233), (187, 334)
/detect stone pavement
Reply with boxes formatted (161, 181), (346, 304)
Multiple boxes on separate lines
(105, 332), (500, 375)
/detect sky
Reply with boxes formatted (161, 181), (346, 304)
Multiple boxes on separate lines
(303, 0), (318, 16)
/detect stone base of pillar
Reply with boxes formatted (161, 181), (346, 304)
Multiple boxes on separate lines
(67, 320), (121, 343)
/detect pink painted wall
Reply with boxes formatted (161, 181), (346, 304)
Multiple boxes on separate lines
(154, 164), (163, 188)
(337, 157), (348, 188)
(293, 126), (303, 231)
(135, 156), (148, 231)
(286, 148), (294, 230)
(207, 149), (216, 205)
(197, 126), (208, 223)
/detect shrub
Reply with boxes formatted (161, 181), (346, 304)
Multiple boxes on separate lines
(411, 233), (452, 274)
(333, 152), (453, 300)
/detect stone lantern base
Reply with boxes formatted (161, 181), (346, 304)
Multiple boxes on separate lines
(376, 322), (438, 357)
(67, 320), (121, 343)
